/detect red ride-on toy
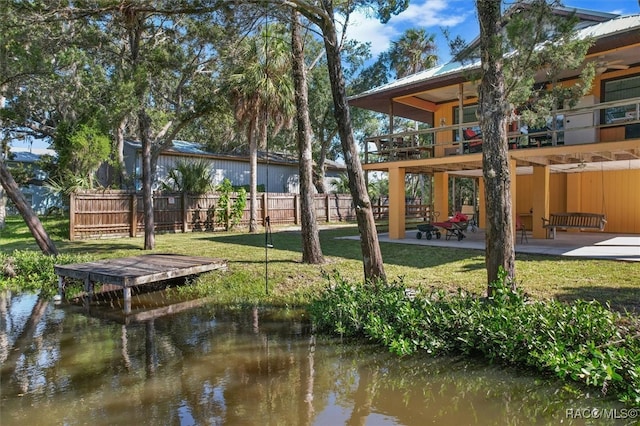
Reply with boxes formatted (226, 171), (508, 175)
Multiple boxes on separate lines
(432, 212), (469, 241)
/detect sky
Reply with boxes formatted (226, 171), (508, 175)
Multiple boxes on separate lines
(10, 0), (640, 151)
(345, 0), (639, 64)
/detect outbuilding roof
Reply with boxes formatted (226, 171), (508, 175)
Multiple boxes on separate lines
(7, 147), (56, 163)
(125, 140), (346, 171)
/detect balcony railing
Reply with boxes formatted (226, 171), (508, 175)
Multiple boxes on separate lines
(363, 97), (640, 164)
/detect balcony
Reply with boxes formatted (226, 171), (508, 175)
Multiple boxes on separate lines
(363, 97), (640, 171)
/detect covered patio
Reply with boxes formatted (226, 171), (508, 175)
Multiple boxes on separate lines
(363, 132), (640, 242)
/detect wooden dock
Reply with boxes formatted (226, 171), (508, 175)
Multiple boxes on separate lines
(55, 254), (227, 314)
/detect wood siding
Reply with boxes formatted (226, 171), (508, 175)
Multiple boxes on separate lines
(516, 169), (639, 233)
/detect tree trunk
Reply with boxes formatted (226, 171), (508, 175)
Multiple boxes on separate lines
(0, 185), (6, 229)
(0, 159), (58, 255)
(292, 10), (324, 264)
(115, 118), (129, 188)
(139, 110), (155, 250)
(318, 3), (386, 283)
(0, 297), (48, 385)
(249, 124), (260, 233)
(316, 127), (328, 193)
(316, 146), (328, 194)
(477, 0), (516, 296)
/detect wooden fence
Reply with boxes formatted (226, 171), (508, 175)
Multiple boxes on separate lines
(68, 190), (431, 240)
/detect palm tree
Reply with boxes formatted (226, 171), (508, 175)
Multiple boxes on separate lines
(227, 23), (294, 232)
(162, 159), (214, 194)
(389, 28), (438, 78)
(330, 173), (350, 194)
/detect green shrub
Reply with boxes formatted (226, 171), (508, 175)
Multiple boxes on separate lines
(162, 159), (214, 194)
(216, 178), (247, 231)
(309, 269), (640, 406)
(0, 250), (95, 298)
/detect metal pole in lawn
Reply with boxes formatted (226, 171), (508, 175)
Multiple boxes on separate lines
(263, 5), (271, 296)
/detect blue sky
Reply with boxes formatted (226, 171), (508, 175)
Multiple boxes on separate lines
(346, 0), (639, 65)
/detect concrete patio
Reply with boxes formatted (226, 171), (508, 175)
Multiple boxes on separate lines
(375, 226), (640, 262)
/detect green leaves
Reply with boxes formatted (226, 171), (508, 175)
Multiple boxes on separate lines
(499, 0), (595, 124)
(0, 249), (94, 298)
(162, 159), (214, 194)
(215, 178), (246, 231)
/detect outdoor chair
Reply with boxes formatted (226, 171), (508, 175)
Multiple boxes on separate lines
(516, 215), (528, 244)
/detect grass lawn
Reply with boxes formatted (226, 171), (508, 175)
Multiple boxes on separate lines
(1, 215), (639, 311)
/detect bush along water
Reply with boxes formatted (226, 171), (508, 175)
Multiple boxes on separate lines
(309, 269), (640, 406)
(0, 250), (95, 298)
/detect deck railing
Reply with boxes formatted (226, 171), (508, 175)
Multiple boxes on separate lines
(363, 97), (640, 164)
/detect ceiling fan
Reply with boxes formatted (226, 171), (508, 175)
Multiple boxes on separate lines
(594, 57), (629, 74)
(566, 161), (587, 171)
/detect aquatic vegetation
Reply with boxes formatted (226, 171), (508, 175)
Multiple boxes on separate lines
(309, 269), (640, 406)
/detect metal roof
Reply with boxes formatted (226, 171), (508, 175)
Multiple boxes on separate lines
(125, 140), (346, 170)
(7, 147), (56, 163)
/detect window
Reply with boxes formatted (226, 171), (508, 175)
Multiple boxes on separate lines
(602, 74), (640, 124)
(453, 105), (479, 125)
(452, 105), (480, 141)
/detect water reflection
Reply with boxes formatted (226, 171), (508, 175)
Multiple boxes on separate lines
(0, 291), (627, 425)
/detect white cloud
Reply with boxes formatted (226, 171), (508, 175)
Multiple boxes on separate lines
(344, 0), (474, 58)
(390, 0), (471, 27)
(344, 10), (401, 57)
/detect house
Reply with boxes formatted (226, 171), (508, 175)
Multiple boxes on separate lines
(349, 5), (640, 239)
(123, 140), (346, 193)
(3, 147), (62, 215)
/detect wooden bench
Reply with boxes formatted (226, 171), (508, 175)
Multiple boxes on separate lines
(541, 212), (607, 239)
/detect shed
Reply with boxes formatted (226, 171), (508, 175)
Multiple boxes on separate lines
(3, 147), (62, 215)
(123, 140), (345, 193)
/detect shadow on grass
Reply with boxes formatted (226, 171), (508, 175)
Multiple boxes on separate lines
(204, 225), (487, 269)
(556, 286), (640, 314)
(55, 241), (145, 255)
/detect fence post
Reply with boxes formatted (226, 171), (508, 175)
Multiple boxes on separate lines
(293, 194), (299, 225)
(182, 192), (188, 233)
(130, 193), (137, 238)
(69, 192), (76, 241)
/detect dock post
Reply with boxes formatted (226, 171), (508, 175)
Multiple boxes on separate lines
(58, 276), (65, 300)
(83, 277), (94, 310)
(123, 287), (132, 314)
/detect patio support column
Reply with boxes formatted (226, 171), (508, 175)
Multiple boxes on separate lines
(458, 84), (464, 149)
(566, 173), (582, 233)
(532, 165), (550, 239)
(433, 172), (449, 221)
(478, 177), (485, 228)
(388, 166), (406, 239)
(388, 100), (394, 135)
(510, 158), (518, 242)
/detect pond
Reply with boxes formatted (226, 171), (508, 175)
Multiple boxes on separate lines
(0, 291), (629, 425)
